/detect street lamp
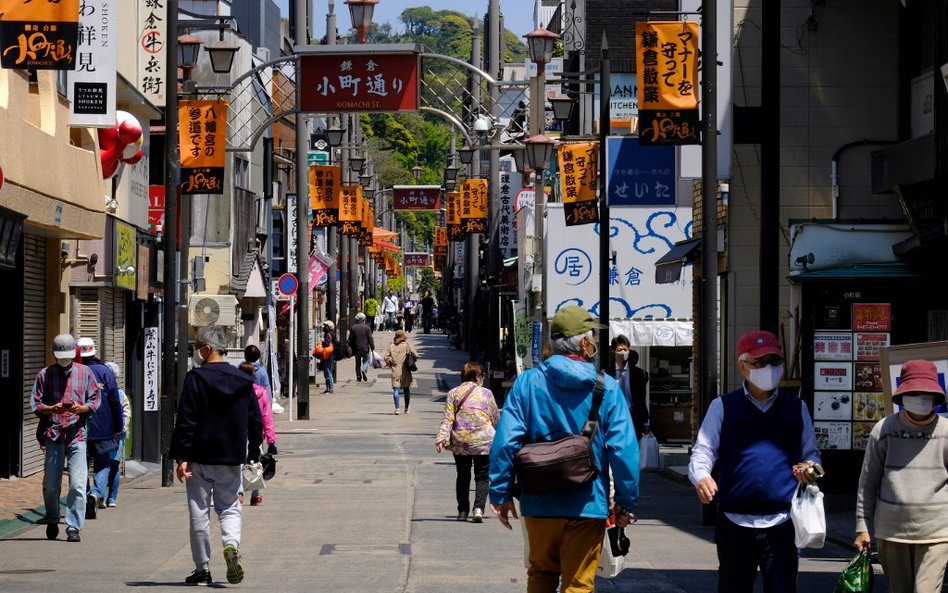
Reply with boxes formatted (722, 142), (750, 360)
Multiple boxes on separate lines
(325, 124), (345, 147)
(177, 32), (202, 80)
(360, 173), (372, 187)
(524, 25), (559, 75)
(443, 165), (460, 184)
(349, 154), (365, 174)
(523, 133), (556, 172)
(411, 164), (423, 182)
(205, 44), (239, 74)
(457, 146), (475, 166)
(345, 0), (378, 44)
(549, 96), (576, 123)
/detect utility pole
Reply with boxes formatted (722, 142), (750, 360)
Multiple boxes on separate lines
(294, 0), (310, 419)
(326, 1), (338, 329)
(597, 32), (611, 366)
(487, 0), (501, 389)
(466, 17), (482, 354)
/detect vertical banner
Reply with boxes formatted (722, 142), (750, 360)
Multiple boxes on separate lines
(446, 191), (463, 242)
(68, 0), (115, 127)
(136, 0), (166, 104)
(635, 21), (700, 145)
(338, 185), (363, 235)
(498, 171), (522, 257)
(0, 0), (80, 69)
(460, 179), (488, 234)
(178, 100), (227, 194)
(309, 165), (341, 226)
(558, 142), (599, 226)
(286, 193), (298, 273)
(143, 326), (159, 411)
(115, 220), (137, 290)
(360, 200), (373, 247)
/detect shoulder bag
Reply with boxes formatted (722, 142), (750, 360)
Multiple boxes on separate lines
(405, 350), (418, 372)
(514, 372), (606, 495)
(449, 384), (478, 446)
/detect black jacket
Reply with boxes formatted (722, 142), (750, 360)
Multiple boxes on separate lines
(169, 361), (263, 465)
(605, 363), (650, 436)
(347, 321), (374, 355)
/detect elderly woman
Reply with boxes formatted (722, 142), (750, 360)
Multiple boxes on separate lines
(383, 330), (419, 415)
(435, 361), (499, 522)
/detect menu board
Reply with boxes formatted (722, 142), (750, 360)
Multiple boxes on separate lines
(812, 304), (891, 450)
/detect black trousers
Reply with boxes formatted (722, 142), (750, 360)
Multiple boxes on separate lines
(453, 454), (489, 513)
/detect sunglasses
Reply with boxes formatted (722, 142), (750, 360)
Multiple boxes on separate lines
(743, 355), (784, 369)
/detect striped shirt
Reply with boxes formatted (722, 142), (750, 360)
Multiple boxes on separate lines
(31, 363), (100, 446)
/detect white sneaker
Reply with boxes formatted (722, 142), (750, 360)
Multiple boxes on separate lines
(472, 508), (484, 523)
(394, 409), (400, 415)
(271, 402), (285, 414)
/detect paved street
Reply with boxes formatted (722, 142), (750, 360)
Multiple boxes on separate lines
(0, 330), (877, 592)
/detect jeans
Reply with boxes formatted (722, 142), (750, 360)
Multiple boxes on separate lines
(422, 313), (432, 334)
(715, 514), (799, 593)
(186, 463), (242, 571)
(322, 359), (335, 392)
(42, 437), (88, 532)
(107, 437), (125, 504)
(384, 312), (396, 330)
(453, 454), (489, 512)
(393, 387), (411, 411)
(87, 443), (113, 502)
(355, 351), (369, 381)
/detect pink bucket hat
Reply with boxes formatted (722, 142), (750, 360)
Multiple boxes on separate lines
(893, 359), (946, 406)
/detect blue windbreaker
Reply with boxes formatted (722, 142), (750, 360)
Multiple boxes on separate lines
(489, 354), (640, 518)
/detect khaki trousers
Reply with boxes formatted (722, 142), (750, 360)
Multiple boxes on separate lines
(877, 538), (948, 593)
(523, 516), (606, 593)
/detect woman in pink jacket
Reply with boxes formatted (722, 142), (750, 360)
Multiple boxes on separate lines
(239, 362), (276, 505)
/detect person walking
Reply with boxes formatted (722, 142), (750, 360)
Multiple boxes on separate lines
(170, 325), (263, 586)
(238, 361), (277, 507)
(31, 333), (101, 542)
(403, 296), (415, 333)
(855, 359), (948, 593)
(604, 334), (650, 438)
(383, 329), (419, 415)
(435, 362), (499, 522)
(312, 321), (336, 394)
(689, 330), (822, 593)
(381, 290), (399, 332)
(103, 361), (131, 508)
(347, 312), (374, 382)
(363, 295), (380, 334)
(489, 306), (640, 593)
(76, 337), (123, 519)
(420, 290), (435, 334)
(244, 344), (282, 413)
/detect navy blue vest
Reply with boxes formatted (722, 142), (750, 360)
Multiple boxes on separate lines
(717, 388), (803, 515)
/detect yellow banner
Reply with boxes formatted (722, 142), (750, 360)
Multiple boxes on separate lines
(459, 179), (487, 234)
(115, 220), (137, 291)
(558, 142), (599, 226)
(635, 21), (699, 110)
(0, 0), (79, 69)
(309, 165), (341, 213)
(179, 100), (227, 194)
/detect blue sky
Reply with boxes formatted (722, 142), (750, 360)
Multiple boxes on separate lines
(273, 1), (535, 40)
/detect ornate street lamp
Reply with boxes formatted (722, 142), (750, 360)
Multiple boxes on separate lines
(360, 173), (373, 187)
(523, 133), (556, 172)
(524, 25), (559, 76)
(549, 96), (576, 122)
(178, 32), (202, 80)
(457, 146), (475, 166)
(205, 44), (239, 74)
(443, 165), (460, 183)
(411, 164), (423, 182)
(444, 178), (457, 192)
(349, 154), (365, 174)
(325, 125), (345, 147)
(345, 0), (379, 44)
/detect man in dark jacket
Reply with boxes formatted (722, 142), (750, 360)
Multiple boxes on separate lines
(76, 337), (122, 520)
(348, 312), (375, 382)
(604, 335), (650, 438)
(170, 325), (263, 586)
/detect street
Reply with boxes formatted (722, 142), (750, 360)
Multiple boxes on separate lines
(0, 331), (873, 592)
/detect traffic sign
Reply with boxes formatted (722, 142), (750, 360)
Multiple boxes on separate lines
(278, 273), (298, 296)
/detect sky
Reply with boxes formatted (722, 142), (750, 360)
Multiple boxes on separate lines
(273, 0), (536, 40)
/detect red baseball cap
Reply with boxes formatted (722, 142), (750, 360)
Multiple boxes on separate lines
(736, 330), (783, 359)
(893, 359), (946, 406)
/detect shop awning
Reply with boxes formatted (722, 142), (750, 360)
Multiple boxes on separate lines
(373, 239), (401, 253)
(787, 262), (919, 283)
(654, 238), (701, 284)
(372, 227), (397, 240)
(609, 319), (693, 347)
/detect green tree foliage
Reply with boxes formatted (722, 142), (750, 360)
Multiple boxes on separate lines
(417, 267), (441, 296)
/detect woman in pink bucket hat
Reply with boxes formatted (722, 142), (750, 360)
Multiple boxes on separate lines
(855, 359), (948, 593)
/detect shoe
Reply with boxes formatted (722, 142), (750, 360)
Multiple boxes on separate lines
(223, 544), (244, 584)
(271, 402), (285, 414)
(45, 522), (58, 540)
(472, 508), (484, 523)
(184, 568), (212, 586)
(404, 408), (410, 414)
(457, 512), (469, 521)
(66, 528), (80, 543)
(97, 497), (106, 509)
(107, 501), (117, 508)
(394, 409), (400, 415)
(250, 495), (263, 506)
(86, 494), (97, 519)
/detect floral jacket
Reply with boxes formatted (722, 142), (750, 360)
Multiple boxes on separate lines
(436, 382), (499, 455)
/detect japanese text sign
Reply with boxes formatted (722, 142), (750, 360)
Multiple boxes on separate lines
(0, 0), (79, 69)
(404, 253), (429, 267)
(143, 326), (159, 411)
(459, 179), (487, 234)
(393, 185), (441, 211)
(498, 171), (521, 257)
(360, 200), (374, 246)
(135, 0), (166, 104)
(115, 220), (136, 291)
(178, 100), (227, 195)
(309, 165), (341, 226)
(558, 142), (599, 226)
(446, 191), (463, 242)
(299, 52), (419, 113)
(606, 138), (676, 206)
(636, 21), (700, 145)
(338, 185), (363, 235)
(68, 0), (115, 126)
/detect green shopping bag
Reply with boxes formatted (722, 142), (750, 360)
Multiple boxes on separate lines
(834, 550), (874, 593)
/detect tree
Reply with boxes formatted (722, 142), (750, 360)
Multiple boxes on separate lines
(417, 266), (441, 296)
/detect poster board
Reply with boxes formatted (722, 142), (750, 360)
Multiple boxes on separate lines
(880, 341), (948, 416)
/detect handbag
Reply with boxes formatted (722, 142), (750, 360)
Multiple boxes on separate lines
(597, 525), (630, 578)
(834, 550), (874, 593)
(405, 351), (418, 372)
(514, 372), (605, 495)
(241, 462), (266, 491)
(790, 483), (826, 548)
(449, 384), (478, 446)
(370, 350), (383, 369)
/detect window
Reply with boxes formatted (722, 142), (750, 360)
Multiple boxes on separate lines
(234, 157), (250, 190)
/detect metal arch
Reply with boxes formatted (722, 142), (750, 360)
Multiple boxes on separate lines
(421, 53), (498, 86)
(419, 107), (474, 145)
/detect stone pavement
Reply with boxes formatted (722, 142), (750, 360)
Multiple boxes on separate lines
(0, 328), (881, 591)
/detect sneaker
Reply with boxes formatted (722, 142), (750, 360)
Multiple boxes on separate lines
(97, 497), (106, 509)
(45, 522), (59, 540)
(184, 568), (212, 586)
(271, 402), (285, 414)
(250, 495), (263, 506)
(457, 512), (469, 521)
(85, 494), (98, 519)
(66, 528), (80, 543)
(472, 508), (484, 523)
(404, 408), (410, 414)
(394, 409), (400, 415)
(223, 544), (244, 584)
(107, 501), (117, 508)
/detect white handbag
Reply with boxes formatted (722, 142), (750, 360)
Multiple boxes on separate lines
(370, 350), (383, 369)
(790, 483), (825, 548)
(597, 526), (629, 578)
(241, 462), (266, 491)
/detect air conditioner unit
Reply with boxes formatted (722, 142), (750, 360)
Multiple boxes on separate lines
(188, 295), (239, 327)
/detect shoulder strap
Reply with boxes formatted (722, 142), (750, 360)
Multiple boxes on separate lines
(455, 383), (478, 413)
(581, 371), (606, 438)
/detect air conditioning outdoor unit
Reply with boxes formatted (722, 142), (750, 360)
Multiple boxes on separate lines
(188, 294), (240, 327)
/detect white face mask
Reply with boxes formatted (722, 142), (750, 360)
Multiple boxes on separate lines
(192, 346), (206, 368)
(748, 364), (784, 392)
(56, 358), (72, 368)
(902, 394), (934, 416)
(615, 351), (629, 363)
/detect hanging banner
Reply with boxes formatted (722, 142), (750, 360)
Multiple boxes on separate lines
(135, 0), (166, 105)
(498, 171), (522, 258)
(143, 326), (159, 411)
(359, 199), (373, 246)
(338, 185), (363, 235)
(286, 193), (298, 273)
(460, 179), (488, 234)
(558, 142), (599, 226)
(434, 226), (447, 257)
(299, 52), (420, 113)
(393, 185), (441, 211)
(0, 0), (79, 70)
(67, 0), (115, 126)
(404, 253), (430, 267)
(446, 191), (464, 242)
(179, 100), (227, 195)
(114, 220), (137, 291)
(309, 164), (340, 226)
(635, 21), (700, 145)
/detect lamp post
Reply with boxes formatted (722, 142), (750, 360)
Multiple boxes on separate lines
(411, 164), (422, 183)
(344, 0), (378, 43)
(294, 0), (310, 419)
(597, 34), (611, 366)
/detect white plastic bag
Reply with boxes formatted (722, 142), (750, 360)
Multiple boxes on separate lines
(242, 462), (266, 491)
(596, 526), (628, 578)
(790, 484), (825, 548)
(639, 432), (660, 471)
(370, 350), (383, 369)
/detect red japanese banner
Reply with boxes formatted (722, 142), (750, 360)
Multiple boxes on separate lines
(0, 0), (79, 70)
(179, 100), (227, 194)
(393, 185), (441, 211)
(299, 52), (419, 113)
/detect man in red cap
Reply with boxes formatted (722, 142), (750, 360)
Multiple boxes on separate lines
(855, 359), (948, 593)
(688, 329), (822, 593)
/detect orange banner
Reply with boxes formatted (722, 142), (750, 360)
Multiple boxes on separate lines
(459, 179), (487, 234)
(179, 100), (227, 194)
(446, 191), (463, 242)
(0, 0), (80, 69)
(558, 142), (599, 226)
(309, 165), (341, 226)
(338, 185), (363, 235)
(635, 21), (701, 145)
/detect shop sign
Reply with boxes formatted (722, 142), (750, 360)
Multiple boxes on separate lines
(114, 220), (136, 291)
(135, 0), (166, 104)
(606, 138), (675, 206)
(337, 185), (363, 236)
(68, 0), (115, 127)
(498, 171), (521, 258)
(446, 191), (463, 242)
(852, 303), (891, 332)
(178, 100), (227, 194)
(309, 165), (340, 226)
(635, 21), (700, 145)
(459, 179), (487, 234)
(299, 52), (419, 113)
(136, 244), (149, 300)
(813, 331), (853, 362)
(0, 0), (79, 70)
(558, 142), (599, 226)
(403, 253), (429, 267)
(286, 193), (298, 273)
(594, 72), (640, 135)
(393, 185), (441, 211)
(143, 326), (159, 411)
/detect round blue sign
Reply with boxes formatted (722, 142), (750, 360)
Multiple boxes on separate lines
(278, 273), (298, 296)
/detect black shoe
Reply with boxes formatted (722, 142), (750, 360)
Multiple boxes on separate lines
(85, 494), (97, 519)
(66, 528), (80, 543)
(45, 522), (59, 540)
(457, 512), (469, 521)
(185, 568), (212, 586)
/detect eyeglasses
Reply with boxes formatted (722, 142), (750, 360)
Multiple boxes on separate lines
(743, 355), (784, 369)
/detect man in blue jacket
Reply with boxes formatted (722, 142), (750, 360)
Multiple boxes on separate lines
(170, 325), (263, 586)
(489, 306), (640, 593)
(77, 337), (123, 520)
(689, 330), (822, 593)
